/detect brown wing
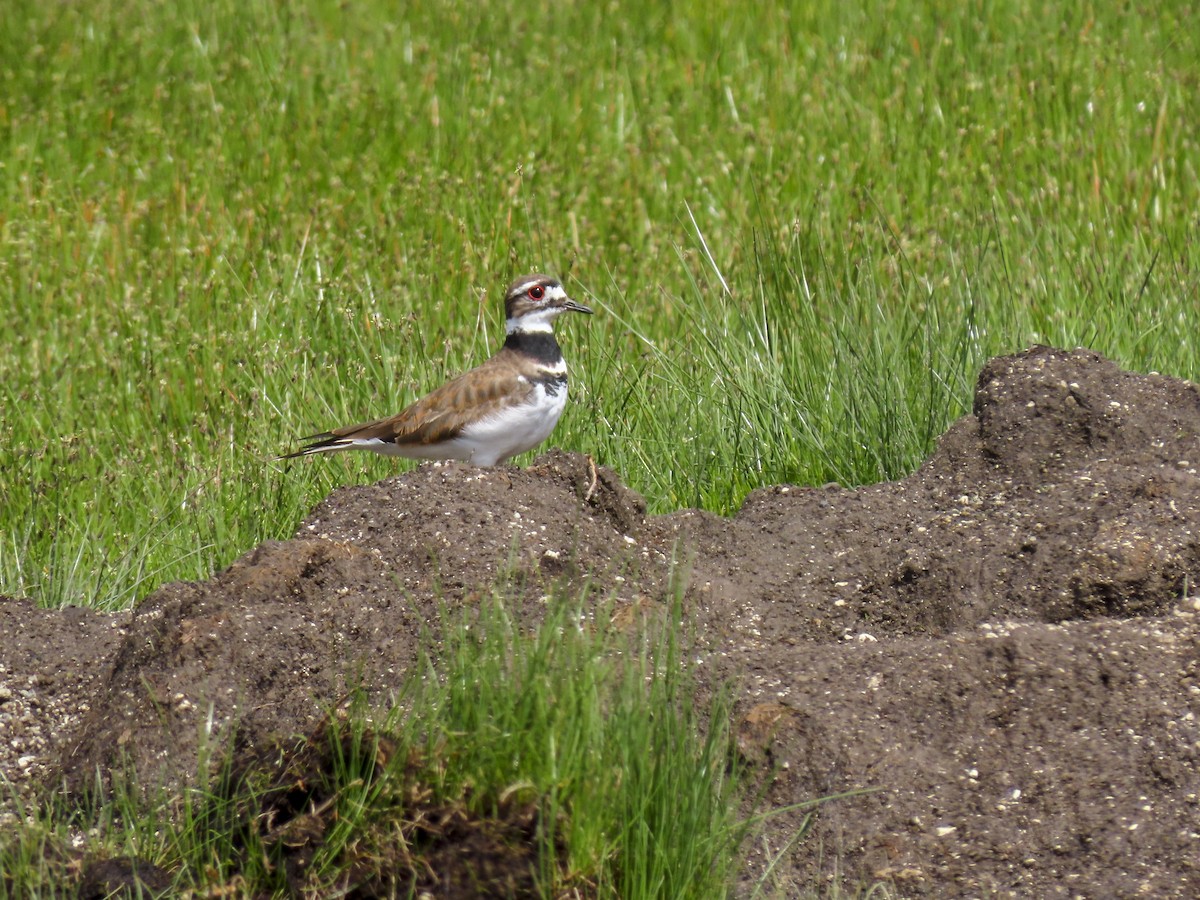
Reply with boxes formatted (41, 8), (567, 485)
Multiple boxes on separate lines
(330, 349), (536, 448)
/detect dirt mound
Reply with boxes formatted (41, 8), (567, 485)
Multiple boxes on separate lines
(4, 346), (1200, 897)
(0, 598), (127, 799)
(50, 452), (659, 797)
(665, 347), (1200, 647)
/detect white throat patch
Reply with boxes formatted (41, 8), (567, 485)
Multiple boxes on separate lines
(506, 307), (559, 334)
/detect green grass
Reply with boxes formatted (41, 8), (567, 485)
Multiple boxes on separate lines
(1, 590), (781, 898)
(2, 0), (1197, 611)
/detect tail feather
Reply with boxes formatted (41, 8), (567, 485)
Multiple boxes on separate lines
(278, 433), (341, 459)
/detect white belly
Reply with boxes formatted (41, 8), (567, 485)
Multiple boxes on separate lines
(456, 381), (568, 466)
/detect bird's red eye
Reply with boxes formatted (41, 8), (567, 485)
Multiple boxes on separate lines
(528, 285), (545, 300)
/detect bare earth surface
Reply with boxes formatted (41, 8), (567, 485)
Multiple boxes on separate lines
(3, 346), (1200, 897)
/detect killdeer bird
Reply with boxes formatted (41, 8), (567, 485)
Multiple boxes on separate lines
(282, 274), (593, 466)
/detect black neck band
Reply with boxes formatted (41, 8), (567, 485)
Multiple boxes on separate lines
(505, 329), (563, 365)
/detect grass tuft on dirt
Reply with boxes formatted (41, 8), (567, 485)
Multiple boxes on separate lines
(1, 590), (762, 898)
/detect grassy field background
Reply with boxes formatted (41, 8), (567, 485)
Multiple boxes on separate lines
(2, 0), (1197, 612)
